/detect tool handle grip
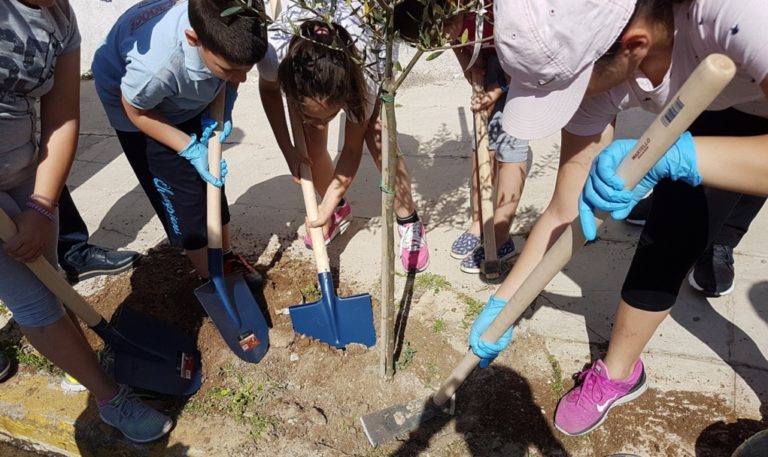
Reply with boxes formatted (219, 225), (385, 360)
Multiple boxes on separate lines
(0, 208), (103, 327)
(288, 106), (331, 273)
(432, 53), (737, 407)
(471, 76), (498, 274)
(206, 90), (226, 250)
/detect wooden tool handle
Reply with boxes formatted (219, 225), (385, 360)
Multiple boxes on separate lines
(287, 106), (331, 274)
(471, 75), (498, 276)
(0, 208), (103, 327)
(206, 90), (227, 249)
(432, 53), (737, 406)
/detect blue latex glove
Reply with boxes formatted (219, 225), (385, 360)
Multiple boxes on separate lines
(203, 86), (238, 143)
(579, 132), (702, 241)
(469, 295), (514, 368)
(179, 133), (228, 187)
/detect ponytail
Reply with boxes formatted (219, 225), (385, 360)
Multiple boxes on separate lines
(278, 20), (368, 122)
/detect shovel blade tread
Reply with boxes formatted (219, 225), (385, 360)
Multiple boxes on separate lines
(290, 292), (375, 348)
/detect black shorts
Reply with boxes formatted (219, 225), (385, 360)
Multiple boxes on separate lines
(116, 114), (230, 251)
(621, 108), (768, 311)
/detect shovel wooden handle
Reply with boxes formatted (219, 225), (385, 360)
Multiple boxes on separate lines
(206, 90), (227, 250)
(0, 208), (103, 327)
(432, 53), (737, 406)
(472, 75), (499, 278)
(287, 105), (332, 274)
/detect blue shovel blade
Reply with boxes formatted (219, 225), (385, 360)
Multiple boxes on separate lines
(194, 273), (270, 363)
(290, 272), (375, 348)
(109, 306), (202, 396)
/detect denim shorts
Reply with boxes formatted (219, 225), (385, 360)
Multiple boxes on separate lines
(0, 178), (65, 328)
(488, 110), (530, 164)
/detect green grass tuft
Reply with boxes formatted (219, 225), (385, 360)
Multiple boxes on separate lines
(413, 273), (451, 293)
(547, 354), (564, 398)
(300, 282), (321, 302)
(432, 319), (445, 333)
(460, 293), (485, 328)
(395, 340), (417, 371)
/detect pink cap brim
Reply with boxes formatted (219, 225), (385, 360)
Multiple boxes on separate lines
(501, 64), (593, 140)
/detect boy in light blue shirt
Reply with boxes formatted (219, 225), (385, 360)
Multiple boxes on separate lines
(92, 0), (268, 291)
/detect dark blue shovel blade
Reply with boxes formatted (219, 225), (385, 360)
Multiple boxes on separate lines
(109, 306), (202, 396)
(290, 272), (375, 348)
(194, 273), (269, 363)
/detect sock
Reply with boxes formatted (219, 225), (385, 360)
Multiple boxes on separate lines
(337, 198), (347, 208)
(396, 211), (419, 226)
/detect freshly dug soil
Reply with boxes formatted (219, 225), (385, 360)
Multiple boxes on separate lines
(72, 244), (762, 456)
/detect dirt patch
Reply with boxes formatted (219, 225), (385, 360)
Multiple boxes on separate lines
(48, 244), (765, 456)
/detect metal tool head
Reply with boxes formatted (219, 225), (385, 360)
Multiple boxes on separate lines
(194, 272), (269, 363)
(360, 396), (454, 447)
(106, 306), (202, 396)
(289, 272), (375, 349)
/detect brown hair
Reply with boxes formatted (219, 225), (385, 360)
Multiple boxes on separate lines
(277, 20), (368, 122)
(597, 0), (688, 64)
(188, 0), (268, 66)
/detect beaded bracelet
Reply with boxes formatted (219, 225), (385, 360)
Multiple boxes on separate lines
(25, 200), (55, 221)
(30, 193), (58, 208)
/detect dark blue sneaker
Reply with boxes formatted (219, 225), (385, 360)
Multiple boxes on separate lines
(98, 385), (173, 443)
(460, 239), (516, 274)
(688, 244), (735, 297)
(451, 232), (481, 259)
(60, 244), (140, 284)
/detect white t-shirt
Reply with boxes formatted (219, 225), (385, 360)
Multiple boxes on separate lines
(257, 0), (388, 122)
(566, 0), (768, 137)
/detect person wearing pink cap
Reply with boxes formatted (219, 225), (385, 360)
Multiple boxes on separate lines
(467, 0), (768, 437)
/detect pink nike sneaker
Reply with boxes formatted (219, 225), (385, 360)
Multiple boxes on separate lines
(397, 221), (429, 272)
(304, 200), (352, 249)
(554, 358), (647, 436)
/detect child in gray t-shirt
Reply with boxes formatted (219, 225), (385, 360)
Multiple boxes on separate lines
(0, 0), (172, 443)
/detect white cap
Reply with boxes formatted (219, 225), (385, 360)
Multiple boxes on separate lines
(495, 0), (635, 139)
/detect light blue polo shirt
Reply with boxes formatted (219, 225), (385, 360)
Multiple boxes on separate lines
(92, 0), (224, 132)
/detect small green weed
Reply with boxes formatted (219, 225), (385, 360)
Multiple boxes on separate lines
(432, 319), (445, 333)
(0, 341), (60, 375)
(414, 273), (450, 293)
(0, 300), (8, 316)
(460, 293), (484, 328)
(300, 282), (321, 302)
(395, 340), (417, 371)
(547, 354), (564, 398)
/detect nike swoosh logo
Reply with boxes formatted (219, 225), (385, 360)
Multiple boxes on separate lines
(596, 395), (618, 413)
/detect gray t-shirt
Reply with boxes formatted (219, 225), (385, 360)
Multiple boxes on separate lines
(0, 0), (81, 191)
(566, 0), (768, 136)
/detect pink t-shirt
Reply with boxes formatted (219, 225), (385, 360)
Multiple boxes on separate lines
(566, 0), (768, 137)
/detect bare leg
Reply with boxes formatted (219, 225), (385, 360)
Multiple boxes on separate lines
(185, 223), (232, 278)
(494, 129), (612, 299)
(304, 123), (334, 235)
(493, 161), (527, 243)
(603, 300), (669, 379)
(365, 102), (417, 218)
(22, 315), (118, 401)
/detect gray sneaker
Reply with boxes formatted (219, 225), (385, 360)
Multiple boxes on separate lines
(98, 385), (173, 443)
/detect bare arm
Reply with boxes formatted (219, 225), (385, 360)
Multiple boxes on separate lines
(121, 96), (190, 152)
(690, 78), (768, 196)
(6, 50), (81, 262)
(310, 117), (366, 227)
(259, 78), (295, 155)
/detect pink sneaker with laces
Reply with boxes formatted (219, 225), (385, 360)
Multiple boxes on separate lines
(554, 358), (647, 436)
(397, 221), (430, 272)
(304, 200), (353, 249)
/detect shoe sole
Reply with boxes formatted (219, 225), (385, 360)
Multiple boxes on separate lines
(460, 248), (518, 275)
(67, 262), (137, 284)
(687, 271), (734, 297)
(99, 414), (173, 444)
(624, 218), (646, 227)
(450, 249), (475, 260)
(555, 371), (648, 437)
(0, 363), (10, 381)
(61, 379), (87, 393)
